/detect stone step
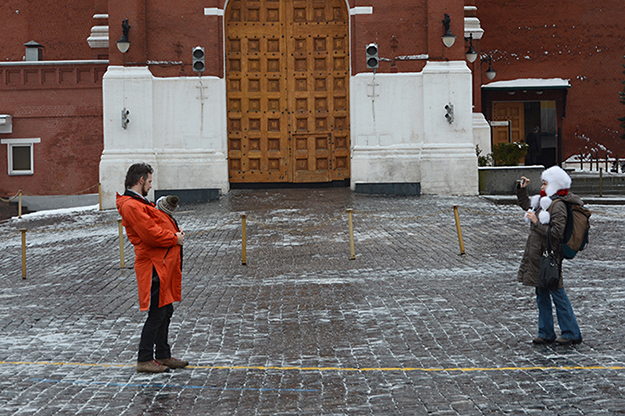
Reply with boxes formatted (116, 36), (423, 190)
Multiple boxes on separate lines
(569, 173), (625, 195)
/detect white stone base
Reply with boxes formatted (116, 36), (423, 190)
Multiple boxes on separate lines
(419, 144), (478, 195)
(349, 61), (479, 196)
(99, 150), (228, 208)
(351, 146), (422, 187)
(99, 66), (228, 209)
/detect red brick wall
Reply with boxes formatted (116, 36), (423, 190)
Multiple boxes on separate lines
(0, 0), (99, 61)
(0, 64), (106, 197)
(474, 0), (625, 160)
(105, 0), (466, 76)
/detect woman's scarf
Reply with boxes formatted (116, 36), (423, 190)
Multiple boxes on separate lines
(528, 189), (569, 225)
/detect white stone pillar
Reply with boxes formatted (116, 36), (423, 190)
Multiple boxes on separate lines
(100, 66), (156, 207)
(350, 72), (424, 193)
(99, 66), (229, 209)
(420, 61), (478, 195)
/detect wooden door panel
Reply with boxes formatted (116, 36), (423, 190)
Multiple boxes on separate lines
(286, 0), (349, 183)
(492, 102), (525, 146)
(492, 127), (509, 146)
(226, 0), (349, 183)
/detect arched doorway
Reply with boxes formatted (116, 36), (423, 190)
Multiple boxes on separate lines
(225, 0), (350, 184)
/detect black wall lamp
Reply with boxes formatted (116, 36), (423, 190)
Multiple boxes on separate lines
(481, 56), (496, 80)
(441, 14), (456, 48)
(116, 19), (131, 53)
(465, 34), (477, 63)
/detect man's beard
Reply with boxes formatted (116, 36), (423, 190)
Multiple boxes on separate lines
(141, 183), (149, 197)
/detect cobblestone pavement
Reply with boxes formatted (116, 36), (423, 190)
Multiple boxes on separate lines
(0, 188), (624, 415)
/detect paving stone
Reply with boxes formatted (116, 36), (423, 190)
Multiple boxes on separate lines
(0, 189), (624, 414)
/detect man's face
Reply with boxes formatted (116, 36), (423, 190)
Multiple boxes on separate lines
(140, 173), (153, 197)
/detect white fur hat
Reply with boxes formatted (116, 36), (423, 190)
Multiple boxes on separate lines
(541, 166), (571, 197)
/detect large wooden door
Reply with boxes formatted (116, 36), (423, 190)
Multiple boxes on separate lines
(226, 0), (350, 183)
(492, 102), (524, 146)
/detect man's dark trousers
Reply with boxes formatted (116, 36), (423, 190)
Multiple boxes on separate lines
(138, 268), (173, 362)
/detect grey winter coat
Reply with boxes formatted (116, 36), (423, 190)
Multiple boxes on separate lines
(516, 186), (584, 288)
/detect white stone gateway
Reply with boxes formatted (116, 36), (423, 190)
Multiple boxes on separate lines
(99, 62), (488, 208)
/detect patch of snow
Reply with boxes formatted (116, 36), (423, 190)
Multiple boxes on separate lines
(483, 78), (570, 89)
(12, 204), (100, 220)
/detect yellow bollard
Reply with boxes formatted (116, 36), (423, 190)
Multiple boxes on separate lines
(346, 209), (356, 260)
(98, 183), (102, 210)
(18, 190), (22, 219)
(453, 205), (466, 255)
(241, 214), (247, 265)
(118, 219), (126, 268)
(21, 228), (27, 279)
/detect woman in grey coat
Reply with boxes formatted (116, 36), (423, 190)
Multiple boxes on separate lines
(516, 166), (583, 346)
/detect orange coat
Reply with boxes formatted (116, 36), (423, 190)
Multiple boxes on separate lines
(117, 192), (182, 311)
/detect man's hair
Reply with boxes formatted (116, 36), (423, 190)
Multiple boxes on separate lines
(124, 163), (153, 189)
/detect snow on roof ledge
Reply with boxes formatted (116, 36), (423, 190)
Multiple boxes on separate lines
(482, 78), (571, 90)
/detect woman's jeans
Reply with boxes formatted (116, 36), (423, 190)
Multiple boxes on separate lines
(138, 268), (174, 362)
(536, 287), (582, 341)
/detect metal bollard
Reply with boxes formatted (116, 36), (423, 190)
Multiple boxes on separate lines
(118, 219), (126, 268)
(453, 205), (466, 255)
(241, 214), (247, 265)
(21, 228), (27, 279)
(599, 168), (603, 197)
(18, 190), (22, 219)
(346, 209), (356, 260)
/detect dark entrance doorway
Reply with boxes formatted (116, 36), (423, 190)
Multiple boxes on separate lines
(524, 101), (557, 168)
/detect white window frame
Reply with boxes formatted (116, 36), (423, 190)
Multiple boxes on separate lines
(1, 138), (41, 175)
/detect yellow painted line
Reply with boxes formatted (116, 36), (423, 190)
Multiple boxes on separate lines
(1, 360), (624, 373)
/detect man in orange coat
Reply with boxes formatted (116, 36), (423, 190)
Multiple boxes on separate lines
(116, 163), (188, 373)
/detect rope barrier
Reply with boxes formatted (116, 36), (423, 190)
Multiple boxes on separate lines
(0, 230), (22, 241)
(0, 190), (21, 203)
(1, 184), (101, 217)
(72, 183), (100, 195)
(24, 219), (119, 234)
(16, 184), (100, 198)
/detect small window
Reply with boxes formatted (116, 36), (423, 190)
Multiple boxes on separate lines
(12, 146), (31, 170)
(1, 138), (40, 175)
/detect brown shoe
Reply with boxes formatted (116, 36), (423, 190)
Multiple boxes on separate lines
(155, 357), (189, 369)
(555, 337), (582, 346)
(137, 360), (170, 373)
(532, 337), (555, 345)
